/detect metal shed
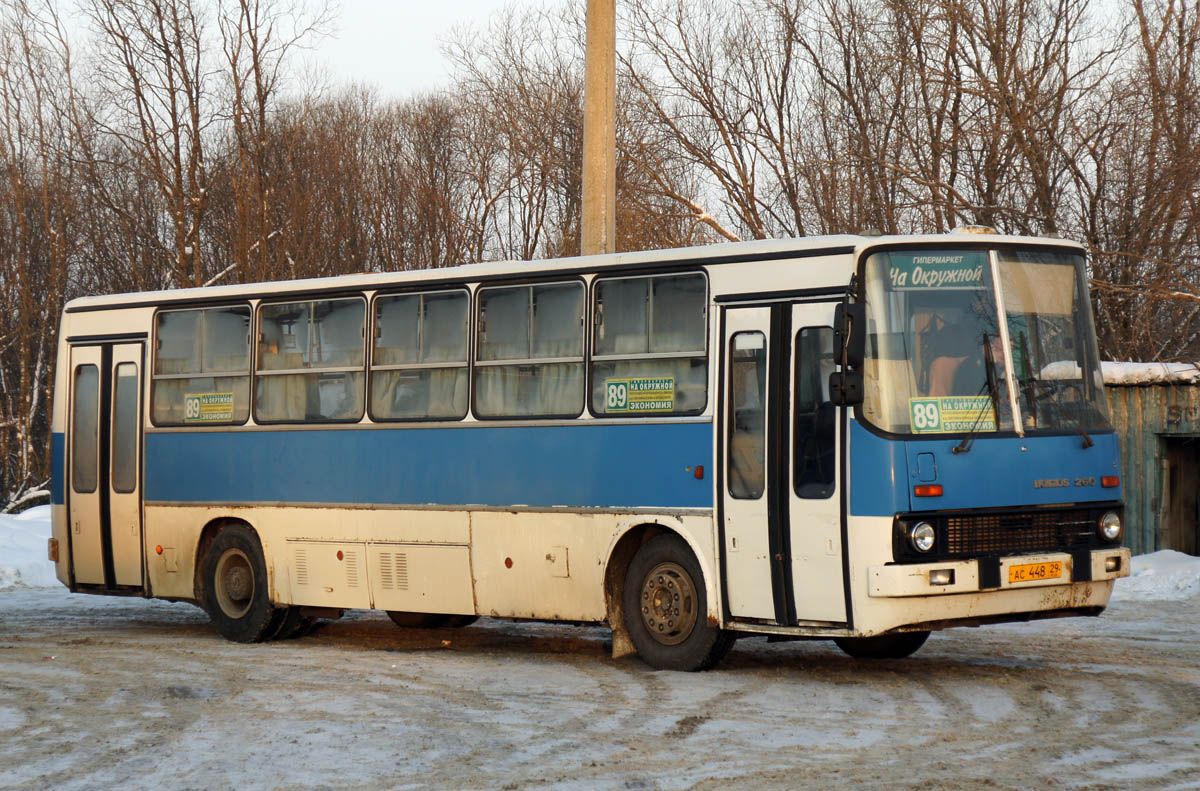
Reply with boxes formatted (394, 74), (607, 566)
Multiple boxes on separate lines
(1104, 362), (1200, 556)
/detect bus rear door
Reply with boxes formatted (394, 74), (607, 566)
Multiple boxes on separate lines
(67, 342), (145, 590)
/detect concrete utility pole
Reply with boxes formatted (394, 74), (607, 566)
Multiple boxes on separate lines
(581, 0), (616, 256)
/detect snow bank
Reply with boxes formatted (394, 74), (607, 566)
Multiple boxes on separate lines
(1110, 549), (1200, 602)
(1101, 360), (1200, 386)
(0, 506), (59, 591)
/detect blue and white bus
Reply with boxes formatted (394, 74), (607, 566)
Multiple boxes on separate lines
(48, 231), (1130, 670)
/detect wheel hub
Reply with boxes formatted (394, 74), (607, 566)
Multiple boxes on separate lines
(225, 566), (251, 601)
(638, 561), (697, 646)
(214, 548), (254, 619)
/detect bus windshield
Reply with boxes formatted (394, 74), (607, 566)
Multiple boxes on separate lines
(861, 247), (1110, 437)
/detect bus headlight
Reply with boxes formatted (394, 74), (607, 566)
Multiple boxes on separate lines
(908, 522), (936, 553)
(1098, 512), (1122, 542)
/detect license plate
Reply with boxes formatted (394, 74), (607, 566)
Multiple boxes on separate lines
(1008, 561), (1063, 584)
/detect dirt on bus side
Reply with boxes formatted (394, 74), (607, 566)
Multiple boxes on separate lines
(0, 589), (1197, 791)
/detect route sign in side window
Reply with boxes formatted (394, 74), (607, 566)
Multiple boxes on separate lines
(592, 273), (707, 417)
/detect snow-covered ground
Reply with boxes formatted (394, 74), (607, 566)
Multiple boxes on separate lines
(3, 509), (1199, 790)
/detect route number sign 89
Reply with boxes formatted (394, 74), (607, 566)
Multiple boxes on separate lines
(606, 381), (628, 410)
(911, 399), (942, 431)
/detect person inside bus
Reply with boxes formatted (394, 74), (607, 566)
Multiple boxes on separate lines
(927, 322), (977, 396)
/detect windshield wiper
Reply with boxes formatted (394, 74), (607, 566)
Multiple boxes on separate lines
(1031, 380), (1095, 449)
(952, 334), (1001, 455)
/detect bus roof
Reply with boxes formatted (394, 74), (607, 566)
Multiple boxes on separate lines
(63, 232), (1085, 312)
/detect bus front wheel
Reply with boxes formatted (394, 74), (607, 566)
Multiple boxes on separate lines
(202, 525), (283, 643)
(833, 630), (930, 659)
(623, 534), (733, 671)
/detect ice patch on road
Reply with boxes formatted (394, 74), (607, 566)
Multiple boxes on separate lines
(0, 506), (58, 591)
(1111, 550), (1200, 602)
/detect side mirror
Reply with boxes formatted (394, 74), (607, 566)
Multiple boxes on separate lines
(833, 302), (866, 370)
(830, 302), (866, 407)
(829, 370), (863, 406)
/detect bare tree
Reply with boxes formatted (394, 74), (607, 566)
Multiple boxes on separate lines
(0, 0), (74, 509)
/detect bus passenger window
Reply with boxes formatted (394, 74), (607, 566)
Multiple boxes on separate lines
(256, 298), (365, 423)
(371, 290), (468, 420)
(728, 332), (766, 499)
(475, 282), (584, 418)
(591, 273), (707, 416)
(151, 306), (251, 425)
(794, 327), (836, 499)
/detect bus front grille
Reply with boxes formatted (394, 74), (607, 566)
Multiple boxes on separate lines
(943, 511), (1096, 556)
(892, 504), (1122, 563)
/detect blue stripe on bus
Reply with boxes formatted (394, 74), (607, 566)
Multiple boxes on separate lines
(51, 432), (65, 505)
(850, 420), (1123, 515)
(144, 422), (715, 510)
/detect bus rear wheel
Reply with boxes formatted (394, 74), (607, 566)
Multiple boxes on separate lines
(833, 630), (930, 659)
(202, 525), (283, 643)
(623, 534), (733, 671)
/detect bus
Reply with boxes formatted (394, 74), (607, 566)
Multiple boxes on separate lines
(47, 231), (1130, 670)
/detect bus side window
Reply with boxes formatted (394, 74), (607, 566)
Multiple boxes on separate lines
(728, 331), (766, 499)
(794, 327), (836, 499)
(371, 290), (469, 421)
(474, 282), (585, 418)
(256, 298), (365, 423)
(591, 272), (708, 416)
(151, 306), (251, 426)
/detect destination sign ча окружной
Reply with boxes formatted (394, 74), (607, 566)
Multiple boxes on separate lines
(889, 251), (987, 290)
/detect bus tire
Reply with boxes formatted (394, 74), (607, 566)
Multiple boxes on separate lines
(267, 607), (314, 641)
(623, 534), (733, 671)
(202, 525), (283, 643)
(833, 630), (930, 659)
(441, 615), (479, 628)
(386, 611), (451, 628)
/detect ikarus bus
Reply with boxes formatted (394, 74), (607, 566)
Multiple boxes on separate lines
(48, 231), (1130, 670)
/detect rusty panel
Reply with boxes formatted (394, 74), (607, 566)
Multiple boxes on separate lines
(1105, 382), (1200, 555)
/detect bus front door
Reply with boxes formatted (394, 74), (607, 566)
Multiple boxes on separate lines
(67, 343), (145, 590)
(786, 302), (847, 624)
(720, 302), (847, 626)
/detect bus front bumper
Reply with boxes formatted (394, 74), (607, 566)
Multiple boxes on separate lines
(868, 547), (1131, 598)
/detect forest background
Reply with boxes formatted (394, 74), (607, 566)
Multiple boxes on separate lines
(1, 0), (1197, 509)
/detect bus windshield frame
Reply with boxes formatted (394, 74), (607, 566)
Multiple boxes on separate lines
(860, 245), (1110, 438)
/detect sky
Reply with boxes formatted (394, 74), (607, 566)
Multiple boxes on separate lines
(308, 0), (532, 98)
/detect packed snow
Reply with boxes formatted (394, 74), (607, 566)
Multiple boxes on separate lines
(0, 506), (58, 590)
(4, 506), (1198, 600)
(1101, 360), (1200, 386)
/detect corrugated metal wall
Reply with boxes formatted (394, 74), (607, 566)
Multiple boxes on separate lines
(1106, 383), (1200, 555)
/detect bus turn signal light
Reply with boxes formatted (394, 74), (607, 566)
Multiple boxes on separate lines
(1101, 476), (1120, 488)
(694, 465), (705, 480)
(913, 484), (943, 497)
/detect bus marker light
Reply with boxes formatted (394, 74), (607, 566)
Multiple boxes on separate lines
(694, 465), (705, 480)
(337, 550), (344, 561)
(1105, 556), (1122, 573)
(913, 484), (943, 497)
(505, 557), (513, 569)
(47, 538), (59, 563)
(1101, 476), (1120, 488)
(929, 569), (954, 586)
(155, 545), (163, 555)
